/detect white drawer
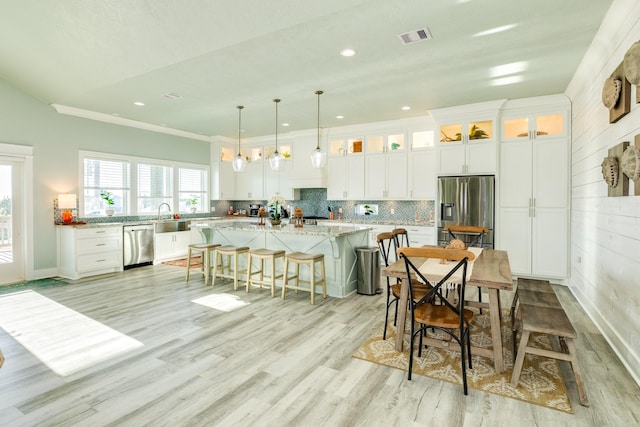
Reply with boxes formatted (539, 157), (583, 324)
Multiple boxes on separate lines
(77, 251), (121, 272)
(76, 237), (120, 254)
(76, 227), (121, 239)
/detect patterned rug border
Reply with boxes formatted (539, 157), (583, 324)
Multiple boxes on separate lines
(353, 312), (574, 414)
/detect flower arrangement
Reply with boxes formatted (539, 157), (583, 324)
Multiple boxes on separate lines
(268, 193), (286, 220)
(100, 191), (115, 206)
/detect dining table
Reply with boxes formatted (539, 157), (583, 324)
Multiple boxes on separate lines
(382, 248), (513, 373)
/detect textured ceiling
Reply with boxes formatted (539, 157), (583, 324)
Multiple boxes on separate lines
(0, 0), (613, 140)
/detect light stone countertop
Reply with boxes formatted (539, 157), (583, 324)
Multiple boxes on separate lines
(209, 221), (371, 237)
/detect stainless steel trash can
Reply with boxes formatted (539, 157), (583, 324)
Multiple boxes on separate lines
(356, 246), (381, 295)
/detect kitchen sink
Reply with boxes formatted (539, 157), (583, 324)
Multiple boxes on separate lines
(155, 220), (191, 233)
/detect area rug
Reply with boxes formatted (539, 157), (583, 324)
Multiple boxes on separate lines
(0, 290), (143, 376)
(162, 256), (201, 268)
(353, 311), (573, 414)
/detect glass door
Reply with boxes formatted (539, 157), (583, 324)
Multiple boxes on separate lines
(0, 158), (23, 284)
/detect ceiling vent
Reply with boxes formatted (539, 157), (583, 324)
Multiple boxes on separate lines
(162, 92), (183, 100)
(398, 27), (433, 45)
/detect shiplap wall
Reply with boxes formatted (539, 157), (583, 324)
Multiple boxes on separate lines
(566, 0), (640, 385)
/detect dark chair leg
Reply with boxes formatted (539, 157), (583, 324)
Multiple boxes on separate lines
(383, 279), (391, 340)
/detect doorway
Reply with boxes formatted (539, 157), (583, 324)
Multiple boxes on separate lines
(0, 158), (24, 284)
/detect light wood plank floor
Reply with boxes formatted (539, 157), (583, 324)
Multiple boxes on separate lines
(0, 265), (639, 426)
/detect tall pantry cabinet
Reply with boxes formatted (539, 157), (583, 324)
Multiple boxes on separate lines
(497, 95), (570, 279)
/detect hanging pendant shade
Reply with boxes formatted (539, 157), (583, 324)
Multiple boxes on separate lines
(232, 105), (247, 173)
(269, 98), (285, 171)
(310, 90), (326, 168)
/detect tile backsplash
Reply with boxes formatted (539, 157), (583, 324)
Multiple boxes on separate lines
(227, 188), (435, 224)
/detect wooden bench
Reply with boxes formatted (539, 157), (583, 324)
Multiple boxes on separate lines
(511, 278), (590, 407)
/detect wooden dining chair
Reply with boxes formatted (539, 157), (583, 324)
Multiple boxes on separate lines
(397, 246), (475, 395)
(445, 225), (488, 312)
(378, 232), (432, 340)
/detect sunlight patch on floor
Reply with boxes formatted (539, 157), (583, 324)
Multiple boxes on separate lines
(192, 293), (250, 312)
(0, 290), (143, 376)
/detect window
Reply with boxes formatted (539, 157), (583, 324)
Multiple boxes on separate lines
(179, 167), (207, 212)
(138, 163), (172, 214)
(80, 151), (209, 217)
(82, 157), (130, 216)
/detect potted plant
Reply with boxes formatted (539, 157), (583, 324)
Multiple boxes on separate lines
(188, 195), (198, 213)
(100, 191), (115, 216)
(268, 193), (286, 226)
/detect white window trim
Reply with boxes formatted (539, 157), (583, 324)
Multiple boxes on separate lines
(79, 150), (209, 217)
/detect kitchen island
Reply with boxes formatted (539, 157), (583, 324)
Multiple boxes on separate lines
(193, 221), (371, 297)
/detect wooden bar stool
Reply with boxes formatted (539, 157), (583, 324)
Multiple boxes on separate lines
(212, 245), (250, 290)
(185, 243), (221, 285)
(282, 252), (326, 304)
(246, 248), (285, 297)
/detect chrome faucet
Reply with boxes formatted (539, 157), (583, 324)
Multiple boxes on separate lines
(157, 203), (172, 221)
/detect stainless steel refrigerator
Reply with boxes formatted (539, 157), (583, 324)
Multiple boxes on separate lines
(437, 175), (495, 248)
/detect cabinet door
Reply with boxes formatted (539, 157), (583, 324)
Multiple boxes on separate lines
(439, 145), (466, 174)
(173, 231), (191, 259)
(346, 156), (365, 199)
(386, 153), (408, 199)
(467, 142), (496, 174)
(365, 154), (386, 199)
(409, 149), (437, 200)
(500, 140), (532, 207)
(533, 138), (568, 209)
(327, 156), (347, 200)
(154, 233), (174, 261)
(217, 162), (235, 200)
(532, 207), (567, 277)
(498, 207), (532, 275)
(235, 162), (264, 199)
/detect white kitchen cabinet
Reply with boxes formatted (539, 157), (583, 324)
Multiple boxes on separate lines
(365, 151), (407, 199)
(234, 161), (264, 200)
(404, 225), (437, 247)
(430, 100), (504, 176)
(438, 141), (496, 175)
(327, 153), (365, 200)
(408, 149), (437, 200)
(498, 133), (569, 278)
(154, 230), (191, 262)
(57, 225), (123, 279)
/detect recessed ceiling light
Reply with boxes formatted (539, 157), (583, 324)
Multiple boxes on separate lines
(401, 106), (411, 111)
(336, 115), (344, 119)
(340, 48), (356, 57)
(133, 101), (145, 106)
(282, 123), (290, 127)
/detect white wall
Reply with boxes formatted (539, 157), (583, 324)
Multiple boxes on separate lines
(565, 0), (640, 384)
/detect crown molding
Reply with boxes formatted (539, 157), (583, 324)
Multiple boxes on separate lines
(50, 104), (211, 142)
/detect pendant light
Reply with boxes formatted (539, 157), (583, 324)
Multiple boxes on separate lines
(269, 98), (285, 171)
(310, 90), (326, 168)
(232, 105), (247, 173)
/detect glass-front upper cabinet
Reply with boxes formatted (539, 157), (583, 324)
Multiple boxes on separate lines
(502, 112), (565, 140)
(328, 137), (364, 156)
(411, 130), (435, 150)
(439, 120), (493, 144)
(220, 147), (235, 162)
(365, 133), (406, 154)
(264, 144), (292, 160)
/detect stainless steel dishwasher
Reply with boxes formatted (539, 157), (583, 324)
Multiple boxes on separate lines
(123, 224), (155, 269)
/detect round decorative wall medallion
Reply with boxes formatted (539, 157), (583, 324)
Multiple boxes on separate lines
(602, 77), (622, 110)
(601, 156), (619, 187)
(624, 40), (640, 85)
(620, 145), (640, 181)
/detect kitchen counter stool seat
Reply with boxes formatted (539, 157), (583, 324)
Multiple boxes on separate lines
(186, 243), (221, 285)
(212, 245), (250, 290)
(282, 252), (326, 304)
(246, 248), (285, 297)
